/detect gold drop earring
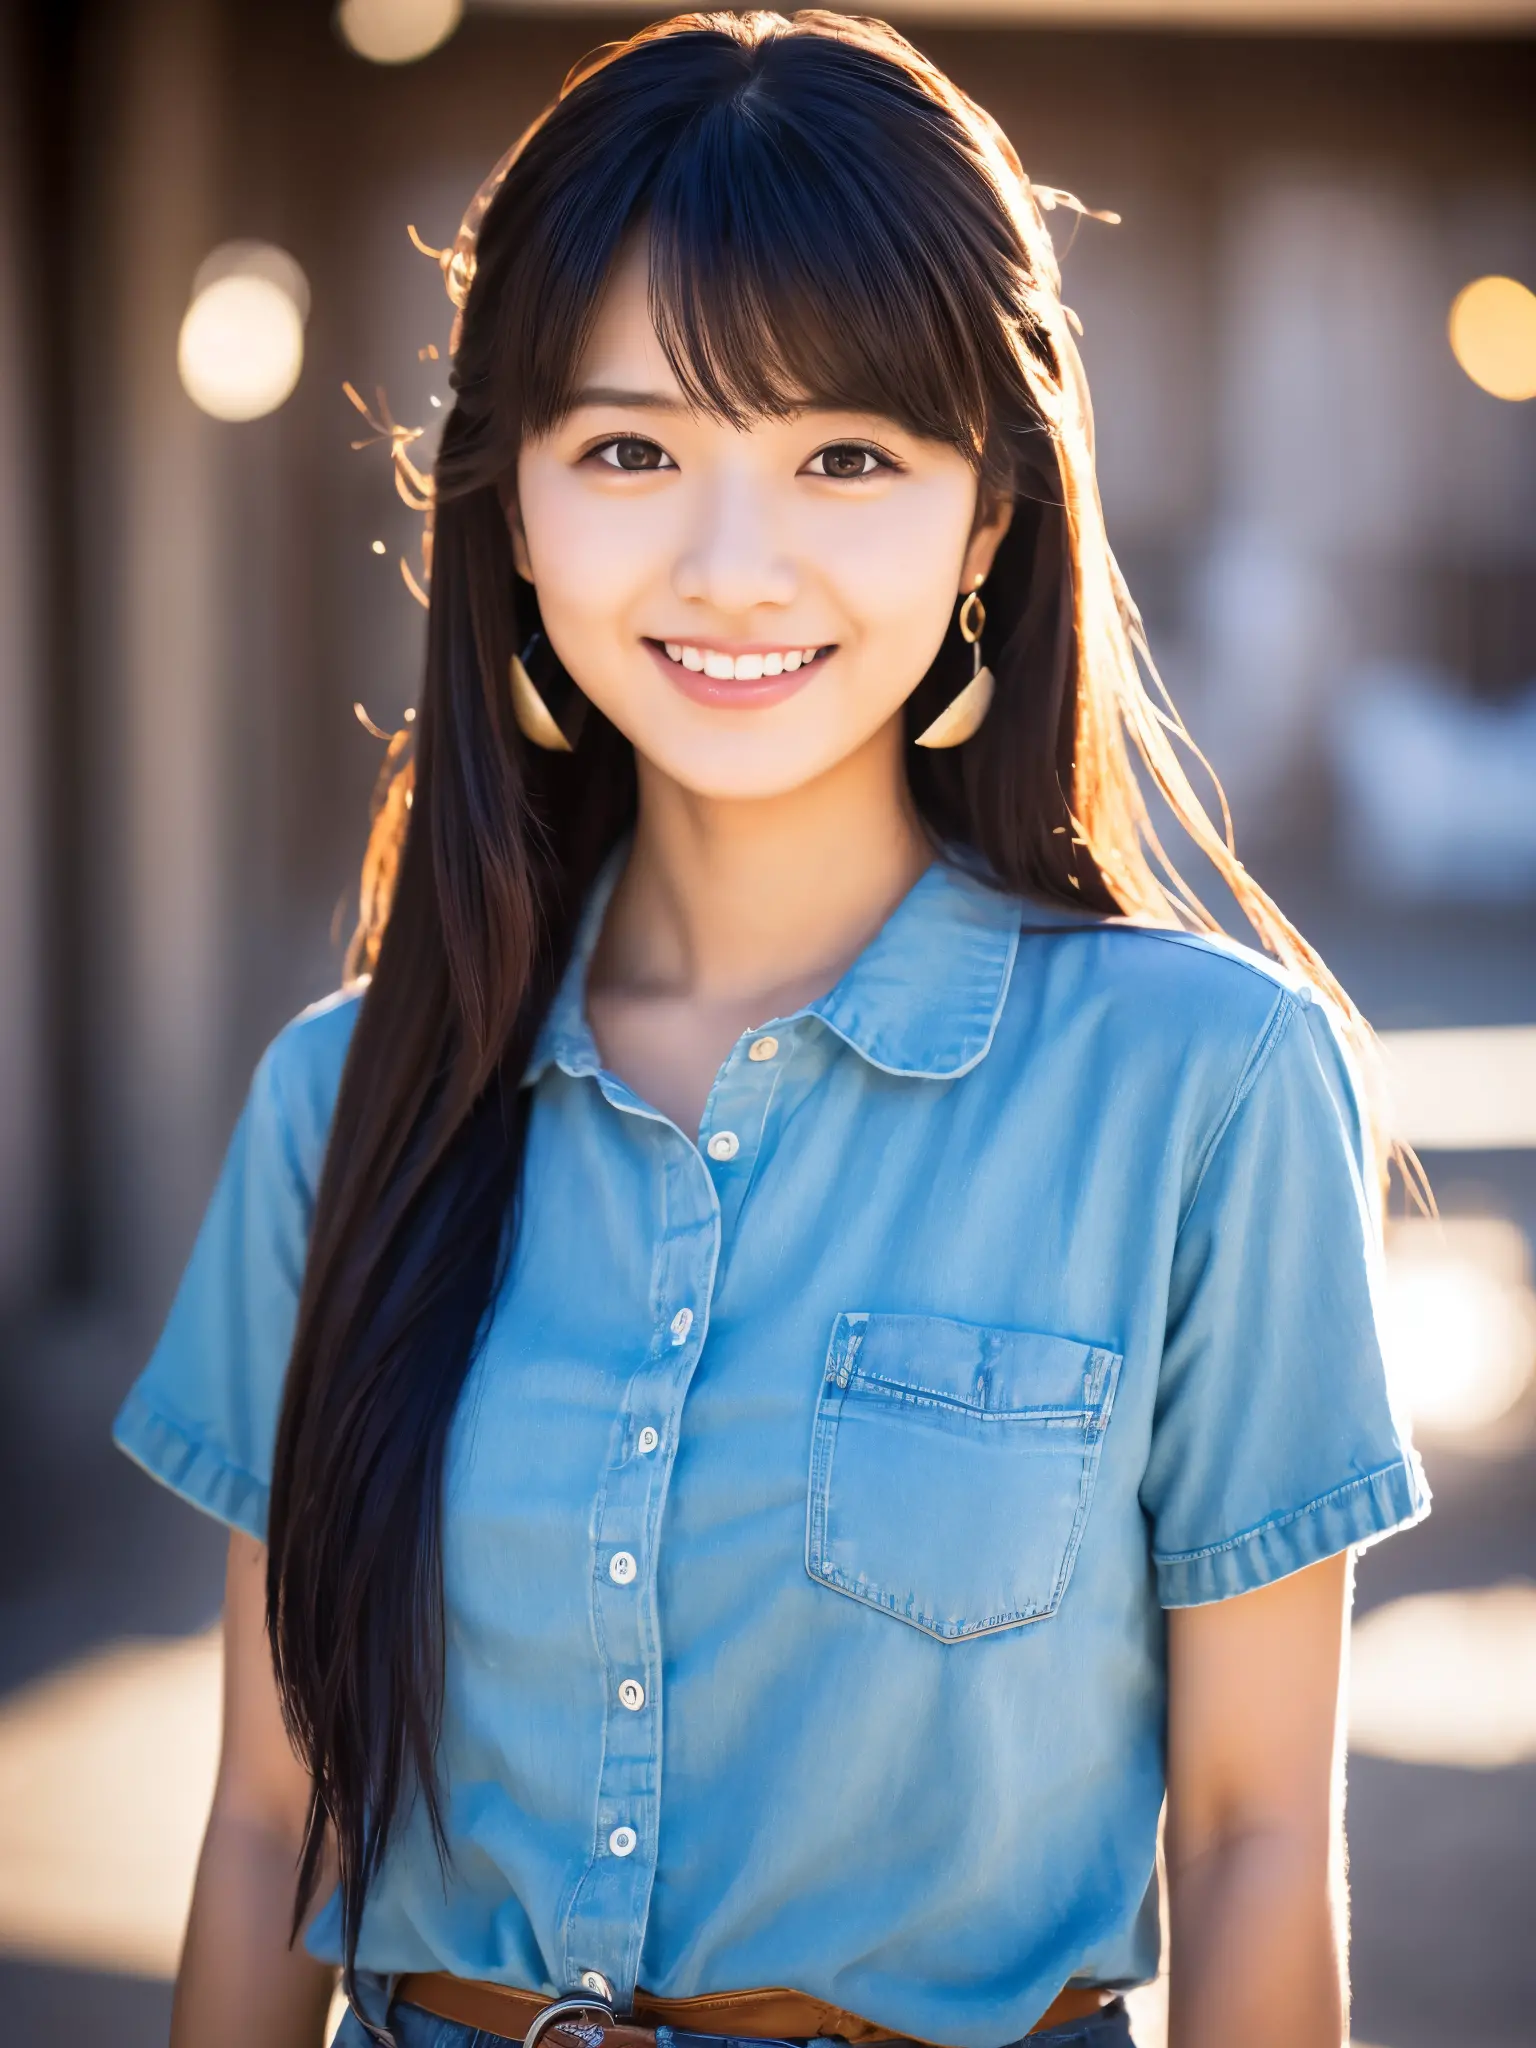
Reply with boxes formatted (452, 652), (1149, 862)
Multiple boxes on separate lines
(913, 580), (994, 749)
(510, 626), (589, 753)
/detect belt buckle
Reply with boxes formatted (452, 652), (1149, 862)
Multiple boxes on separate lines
(525, 1993), (623, 2048)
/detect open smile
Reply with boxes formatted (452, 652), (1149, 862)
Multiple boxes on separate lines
(643, 637), (835, 708)
(655, 639), (833, 680)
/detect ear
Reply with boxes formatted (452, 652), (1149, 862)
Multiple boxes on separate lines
(960, 489), (1014, 592)
(500, 483), (535, 583)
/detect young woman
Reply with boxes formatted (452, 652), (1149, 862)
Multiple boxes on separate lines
(114, 14), (1428, 2048)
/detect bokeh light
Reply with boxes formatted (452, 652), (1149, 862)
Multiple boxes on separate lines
(1381, 1216), (1536, 1444)
(176, 242), (309, 422)
(0, 1630), (219, 1975)
(1382, 1024), (1536, 1151)
(336, 0), (463, 65)
(1350, 1584), (1536, 1769)
(1448, 274), (1536, 402)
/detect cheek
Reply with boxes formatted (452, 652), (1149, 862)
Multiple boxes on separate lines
(515, 459), (659, 639)
(819, 478), (975, 648)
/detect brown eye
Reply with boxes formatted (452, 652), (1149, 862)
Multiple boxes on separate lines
(810, 443), (882, 479)
(596, 436), (673, 471)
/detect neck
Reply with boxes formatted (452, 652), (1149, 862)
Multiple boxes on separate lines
(591, 717), (934, 1010)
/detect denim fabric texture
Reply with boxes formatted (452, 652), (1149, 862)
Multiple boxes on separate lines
(115, 839), (1426, 2048)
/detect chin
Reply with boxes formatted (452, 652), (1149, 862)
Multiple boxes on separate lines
(635, 732), (853, 802)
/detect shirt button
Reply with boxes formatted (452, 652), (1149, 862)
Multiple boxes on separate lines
(748, 1035), (779, 1062)
(579, 1972), (613, 2000)
(618, 1678), (646, 1711)
(706, 1130), (740, 1161)
(608, 1550), (637, 1585)
(608, 1825), (638, 1857)
(637, 1425), (660, 1455)
(669, 1306), (694, 1344)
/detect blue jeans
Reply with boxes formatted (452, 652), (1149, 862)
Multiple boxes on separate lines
(333, 1989), (1136, 2048)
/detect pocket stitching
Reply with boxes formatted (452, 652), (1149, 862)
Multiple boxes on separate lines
(806, 1317), (1121, 1641)
(846, 1368), (1100, 1424)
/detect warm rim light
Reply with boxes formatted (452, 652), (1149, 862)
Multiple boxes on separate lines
(1448, 274), (1536, 402)
(336, 0), (463, 64)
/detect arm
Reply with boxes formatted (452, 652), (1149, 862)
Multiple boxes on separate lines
(171, 1530), (338, 2048)
(1164, 1550), (1354, 2048)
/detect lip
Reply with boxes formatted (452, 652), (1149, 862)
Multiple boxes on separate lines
(643, 637), (832, 710)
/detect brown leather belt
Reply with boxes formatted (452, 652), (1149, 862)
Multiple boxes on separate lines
(394, 1977), (1114, 2046)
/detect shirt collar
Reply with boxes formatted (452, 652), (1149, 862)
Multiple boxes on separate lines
(521, 836), (1033, 1089)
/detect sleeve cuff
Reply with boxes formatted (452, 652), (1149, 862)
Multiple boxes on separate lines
(112, 1386), (270, 1541)
(1154, 1457), (1431, 1607)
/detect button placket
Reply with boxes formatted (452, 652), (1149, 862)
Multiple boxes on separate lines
(561, 1125), (722, 2003)
(699, 1030), (787, 1246)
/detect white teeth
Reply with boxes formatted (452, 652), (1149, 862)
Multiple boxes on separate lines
(659, 642), (827, 678)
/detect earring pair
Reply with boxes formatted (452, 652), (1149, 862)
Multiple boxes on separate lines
(913, 580), (994, 750)
(510, 581), (995, 753)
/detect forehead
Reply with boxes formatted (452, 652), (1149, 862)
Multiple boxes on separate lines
(575, 242), (681, 394)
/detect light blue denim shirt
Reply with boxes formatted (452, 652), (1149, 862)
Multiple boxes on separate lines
(114, 843), (1427, 2046)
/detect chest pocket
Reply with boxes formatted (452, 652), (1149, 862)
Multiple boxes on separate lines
(805, 1310), (1121, 1641)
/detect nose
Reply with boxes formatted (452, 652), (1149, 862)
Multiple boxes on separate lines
(672, 459), (798, 616)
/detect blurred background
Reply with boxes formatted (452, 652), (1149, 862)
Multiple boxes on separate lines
(1, 1), (1534, 2044)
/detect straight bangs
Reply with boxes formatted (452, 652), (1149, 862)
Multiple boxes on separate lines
(454, 19), (1050, 487)
(641, 40), (1030, 454)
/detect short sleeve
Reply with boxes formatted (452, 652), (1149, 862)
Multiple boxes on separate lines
(1142, 989), (1429, 1607)
(111, 992), (358, 1541)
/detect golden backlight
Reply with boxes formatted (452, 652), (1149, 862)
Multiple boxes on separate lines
(336, 0), (463, 65)
(1448, 273), (1536, 401)
(177, 242), (309, 422)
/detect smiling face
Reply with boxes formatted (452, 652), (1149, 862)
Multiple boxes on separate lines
(509, 242), (1012, 800)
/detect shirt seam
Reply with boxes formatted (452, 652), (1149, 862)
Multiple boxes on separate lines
(1152, 1459), (1415, 1567)
(114, 1387), (271, 1517)
(1176, 988), (1300, 1231)
(1015, 912), (1309, 988)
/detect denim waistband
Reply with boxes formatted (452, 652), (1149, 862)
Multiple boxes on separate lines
(333, 1981), (1134, 2048)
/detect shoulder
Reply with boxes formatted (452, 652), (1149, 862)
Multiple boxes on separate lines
(248, 984), (365, 1194)
(1000, 906), (1361, 1154)
(1010, 906), (1310, 1045)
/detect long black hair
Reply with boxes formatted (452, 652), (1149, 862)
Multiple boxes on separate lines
(265, 8), (1375, 1998)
